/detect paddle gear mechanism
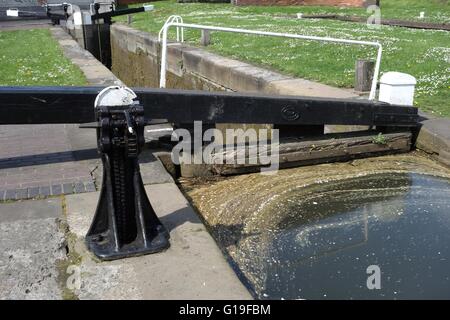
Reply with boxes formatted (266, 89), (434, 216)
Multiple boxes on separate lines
(85, 86), (169, 260)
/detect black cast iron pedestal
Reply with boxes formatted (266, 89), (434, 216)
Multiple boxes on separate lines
(85, 95), (170, 261)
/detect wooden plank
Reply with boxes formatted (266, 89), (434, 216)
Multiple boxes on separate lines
(355, 59), (375, 92)
(201, 29), (211, 46)
(199, 131), (412, 176)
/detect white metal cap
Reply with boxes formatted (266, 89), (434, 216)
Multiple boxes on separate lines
(6, 9), (19, 17)
(94, 86), (137, 108)
(380, 72), (417, 86)
(144, 5), (154, 12)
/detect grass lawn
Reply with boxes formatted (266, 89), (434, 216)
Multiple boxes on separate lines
(228, 0), (450, 23)
(0, 29), (87, 86)
(116, 0), (450, 117)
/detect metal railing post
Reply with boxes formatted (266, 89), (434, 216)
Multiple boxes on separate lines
(159, 22), (382, 100)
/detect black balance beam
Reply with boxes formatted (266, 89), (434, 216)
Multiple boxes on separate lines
(0, 86), (418, 127)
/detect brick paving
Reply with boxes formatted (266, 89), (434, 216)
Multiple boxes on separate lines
(0, 24), (172, 201)
(0, 124), (100, 200)
(0, 22), (123, 201)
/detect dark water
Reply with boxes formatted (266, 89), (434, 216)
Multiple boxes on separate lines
(250, 173), (450, 299)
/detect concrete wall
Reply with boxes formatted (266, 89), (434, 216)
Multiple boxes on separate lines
(110, 23), (355, 99)
(416, 118), (450, 168)
(111, 26), (226, 91)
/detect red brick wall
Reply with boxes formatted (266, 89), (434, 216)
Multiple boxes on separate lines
(234, 0), (368, 7)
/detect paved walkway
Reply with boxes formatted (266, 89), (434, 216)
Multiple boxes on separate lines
(0, 124), (98, 200)
(0, 198), (65, 299)
(0, 24), (252, 299)
(63, 184), (251, 299)
(0, 26), (122, 200)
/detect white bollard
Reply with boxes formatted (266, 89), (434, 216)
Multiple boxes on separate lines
(379, 72), (417, 106)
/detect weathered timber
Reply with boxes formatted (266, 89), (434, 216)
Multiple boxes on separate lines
(188, 131), (412, 176)
(355, 59), (375, 92)
(201, 29), (211, 46)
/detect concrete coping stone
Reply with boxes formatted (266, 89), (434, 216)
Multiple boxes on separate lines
(50, 27), (123, 87)
(416, 118), (450, 167)
(111, 23), (356, 96)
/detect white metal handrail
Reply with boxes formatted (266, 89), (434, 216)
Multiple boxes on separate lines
(158, 15), (184, 43)
(159, 22), (382, 100)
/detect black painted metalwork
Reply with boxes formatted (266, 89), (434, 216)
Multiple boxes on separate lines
(91, 4), (148, 23)
(0, 85), (419, 259)
(85, 98), (169, 260)
(0, 86), (419, 126)
(89, 4), (150, 67)
(46, 4), (69, 25)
